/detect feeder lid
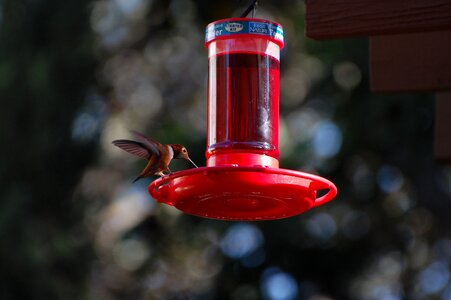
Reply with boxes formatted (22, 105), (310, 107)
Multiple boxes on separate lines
(205, 18), (284, 48)
(149, 166), (337, 221)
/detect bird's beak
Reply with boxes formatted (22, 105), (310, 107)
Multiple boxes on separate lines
(187, 157), (198, 168)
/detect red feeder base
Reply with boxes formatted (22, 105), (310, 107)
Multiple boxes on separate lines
(148, 166), (337, 221)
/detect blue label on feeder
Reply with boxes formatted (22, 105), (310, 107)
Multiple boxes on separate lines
(205, 19), (284, 47)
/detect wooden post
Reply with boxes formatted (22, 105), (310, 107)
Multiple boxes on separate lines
(370, 31), (451, 92)
(305, 0), (451, 162)
(305, 0), (451, 39)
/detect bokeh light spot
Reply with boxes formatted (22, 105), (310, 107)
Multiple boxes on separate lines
(306, 213), (337, 242)
(333, 61), (362, 91)
(72, 94), (106, 143)
(312, 120), (342, 159)
(112, 238), (151, 271)
(261, 267), (299, 300)
(368, 285), (402, 300)
(220, 223), (264, 259)
(91, 0), (120, 35)
(114, 0), (151, 20)
(441, 283), (451, 300)
(377, 165), (404, 193)
(417, 261), (450, 295)
(286, 108), (320, 144)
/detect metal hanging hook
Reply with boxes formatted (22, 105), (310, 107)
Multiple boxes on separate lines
(239, 0), (258, 18)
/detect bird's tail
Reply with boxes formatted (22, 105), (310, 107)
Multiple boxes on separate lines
(133, 175), (143, 183)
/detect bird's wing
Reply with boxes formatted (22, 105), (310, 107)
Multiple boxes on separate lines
(112, 139), (157, 160)
(130, 130), (162, 156)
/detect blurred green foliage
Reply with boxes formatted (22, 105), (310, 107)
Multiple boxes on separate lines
(0, 0), (97, 299)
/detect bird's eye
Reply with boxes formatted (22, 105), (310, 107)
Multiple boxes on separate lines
(183, 148), (187, 153)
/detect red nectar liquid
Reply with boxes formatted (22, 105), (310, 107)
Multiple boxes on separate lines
(207, 52), (280, 160)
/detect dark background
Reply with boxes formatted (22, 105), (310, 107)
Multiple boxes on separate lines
(1, 0), (451, 299)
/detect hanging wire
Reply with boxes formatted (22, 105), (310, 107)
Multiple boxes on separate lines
(240, 0), (258, 18)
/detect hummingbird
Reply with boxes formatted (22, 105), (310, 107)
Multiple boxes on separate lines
(112, 130), (198, 182)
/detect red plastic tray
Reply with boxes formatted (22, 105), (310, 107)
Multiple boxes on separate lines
(148, 166), (337, 220)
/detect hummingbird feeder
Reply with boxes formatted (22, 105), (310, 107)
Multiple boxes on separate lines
(149, 18), (337, 220)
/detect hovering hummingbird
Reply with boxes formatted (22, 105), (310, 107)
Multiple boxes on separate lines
(112, 130), (198, 182)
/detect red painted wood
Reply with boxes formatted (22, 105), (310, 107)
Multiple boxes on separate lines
(305, 0), (451, 39)
(370, 31), (451, 92)
(435, 93), (451, 162)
